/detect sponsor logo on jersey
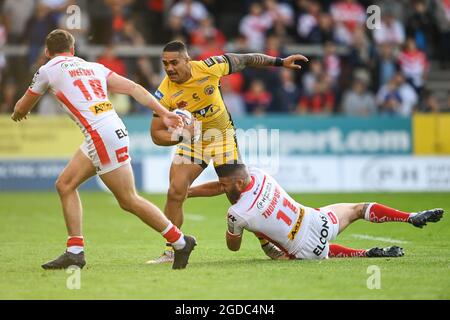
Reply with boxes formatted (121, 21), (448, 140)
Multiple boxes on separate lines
(197, 76), (210, 84)
(155, 90), (164, 100)
(89, 101), (113, 115)
(61, 61), (81, 70)
(227, 213), (237, 222)
(313, 214), (330, 256)
(115, 128), (128, 139)
(288, 207), (305, 241)
(257, 182), (274, 211)
(176, 100), (188, 109)
(191, 104), (219, 118)
(203, 57), (216, 67)
(204, 85), (215, 95)
(115, 146), (129, 163)
(214, 55), (226, 64)
(171, 90), (184, 99)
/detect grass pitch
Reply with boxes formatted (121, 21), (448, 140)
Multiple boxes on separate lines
(0, 192), (449, 299)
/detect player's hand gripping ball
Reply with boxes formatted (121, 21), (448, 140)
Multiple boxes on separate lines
(173, 109), (193, 126)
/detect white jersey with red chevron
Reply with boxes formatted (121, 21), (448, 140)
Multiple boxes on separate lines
(28, 54), (131, 174)
(227, 167), (340, 259)
(28, 55), (117, 132)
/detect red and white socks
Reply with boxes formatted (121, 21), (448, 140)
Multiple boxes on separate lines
(161, 223), (186, 250)
(67, 236), (84, 254)
(364, 203), (412, 223)
(329, 243), (366, 258)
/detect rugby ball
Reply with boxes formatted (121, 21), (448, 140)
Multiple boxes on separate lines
(173, 108), (193, 126)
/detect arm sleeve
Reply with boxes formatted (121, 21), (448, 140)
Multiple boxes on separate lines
(201, 55), (231, 77)
(28, 67), (50, 95)
(227, 209), (247, 236)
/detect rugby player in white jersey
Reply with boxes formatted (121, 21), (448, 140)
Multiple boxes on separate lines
(188, 164), (444, 259)
(11, 29), (196, 270)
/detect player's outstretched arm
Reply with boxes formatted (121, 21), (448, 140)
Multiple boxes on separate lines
(107, 73), (183, 128)
(225, 53), (309, 73)
(187, 181), (224, 198)
(11, 92), (41, 122)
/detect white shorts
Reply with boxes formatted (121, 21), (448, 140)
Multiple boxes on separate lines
(80, 116), (131, 175)
(294, 207), (340, 260)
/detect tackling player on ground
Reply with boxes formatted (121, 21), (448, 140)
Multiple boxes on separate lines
(188, 164), (444, 260)
(148, 40), (309, 263)
(11, 29), (196, 270)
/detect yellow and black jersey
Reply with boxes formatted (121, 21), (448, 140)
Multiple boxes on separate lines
(154, 55), (241, 168)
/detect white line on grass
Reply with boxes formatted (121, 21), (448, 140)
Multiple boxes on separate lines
(350, 234), (409, 244)
(185, 213), (205, 221)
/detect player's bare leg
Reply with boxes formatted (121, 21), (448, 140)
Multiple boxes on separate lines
(100, 163), (170, 231)
(42, 149), (96, 270)
(100, 163), (197, 269)
(147, 156), (204, 264)
(321, 202), (444, 258)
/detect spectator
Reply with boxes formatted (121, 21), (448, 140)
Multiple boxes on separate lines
(331, 0), (365, 45)
(244, 79), (272, 115)
(377, 72), (418, 116)
(25, 2), (58, 66)
(170, 0), (209, 34)
(373, 10), (406, 48)
(97, 46), (127, 76)
(296, 0), (322, 43)
(141, 0), (165, 44)
(263, 0), (294, 38)
(373, 43), (399, 89)
(342, 74), (377, 116)
(302, 58), (324, 95)
(221, 77), (246, 117)
(239, 2), (272, 51)
(2, 0), (36, 43)
(190, 16), (226, 48)
(323, 41), (341, 85)
(264, 34), (285, 57)
(0, 17), (6, 79)
(418, 89), (440, 112)
(315, 12), (335, 44)
(348, 26), (374, 69)
(297, 75), (334, 114)
(223, 73), (244, 94)
(196, 35), (225, 61)
(166, 15), (189, 43)
(376, 77), (403, 116)
(276, 68), (301, 113)
(435, 0), (450, 69)
(398, 37), (429, 95)
(406, 0), (436, 54)
(117, 19), (146, 45)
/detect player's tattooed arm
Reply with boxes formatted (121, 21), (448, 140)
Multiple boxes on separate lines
(225, 53), (309, 73)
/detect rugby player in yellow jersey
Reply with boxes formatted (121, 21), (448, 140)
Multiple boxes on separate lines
(147, 40), (308, 263)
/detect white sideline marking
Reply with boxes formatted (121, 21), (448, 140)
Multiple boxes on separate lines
(185, 213), (205, 221)
(350, 234), (409, 244)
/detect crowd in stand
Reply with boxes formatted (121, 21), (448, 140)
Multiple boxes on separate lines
(0, 0), (449, 116)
